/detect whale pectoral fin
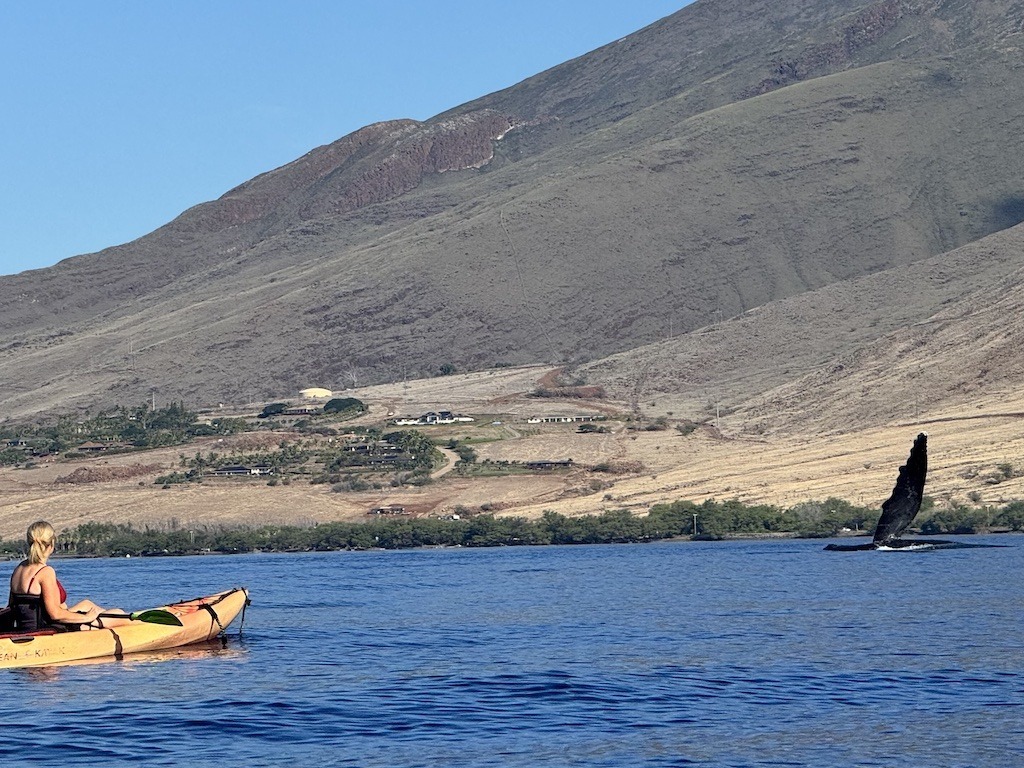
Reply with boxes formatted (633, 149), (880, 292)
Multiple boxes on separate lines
(872, 433), (928, 545)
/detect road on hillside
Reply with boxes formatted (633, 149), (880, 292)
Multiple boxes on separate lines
(431, 447), (461, 480)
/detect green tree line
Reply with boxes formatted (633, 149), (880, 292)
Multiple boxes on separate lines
(2, 499), (1021, 558)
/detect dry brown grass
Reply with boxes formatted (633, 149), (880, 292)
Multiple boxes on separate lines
(2, 366), (1023, 540)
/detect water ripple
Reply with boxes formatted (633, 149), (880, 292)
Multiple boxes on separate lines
(3, 539), (1023, 767)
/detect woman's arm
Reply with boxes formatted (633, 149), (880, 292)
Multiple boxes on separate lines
(37, 566), (100, 625)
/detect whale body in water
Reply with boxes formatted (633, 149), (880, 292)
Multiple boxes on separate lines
(824, 433), (998, 551)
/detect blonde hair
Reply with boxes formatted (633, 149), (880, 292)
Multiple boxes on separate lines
(26, 520), (55, 565)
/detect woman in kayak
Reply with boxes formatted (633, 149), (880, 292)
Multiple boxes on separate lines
(7, 520), (131, 632)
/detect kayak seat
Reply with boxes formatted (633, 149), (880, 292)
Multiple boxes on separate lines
(0, 606), (62, 638)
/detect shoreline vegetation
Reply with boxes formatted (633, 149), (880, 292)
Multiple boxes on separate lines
(2, 498), (1022, 559)
(4, 401), (1024, 559)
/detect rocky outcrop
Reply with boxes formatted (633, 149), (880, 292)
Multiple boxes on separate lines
(188, 120), (421, 230)
(747, 0), (916, 97)
(301, 110), (515, 218)
(185, 110), (515, 232)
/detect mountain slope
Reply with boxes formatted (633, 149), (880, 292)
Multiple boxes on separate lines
(3, 0), (1024, 419)
(583, 221), (1024, 432)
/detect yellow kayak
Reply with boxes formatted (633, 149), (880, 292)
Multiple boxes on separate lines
(0, 587), (249, 669)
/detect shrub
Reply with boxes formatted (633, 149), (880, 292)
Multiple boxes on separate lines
(995, 501), (1024, 530)
(920, 504), (992, 534)
(330, 475), (375, 492)
(324, 397), (366, 415)
(452, 443), (477, 463)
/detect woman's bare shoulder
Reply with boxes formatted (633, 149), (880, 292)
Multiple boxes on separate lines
(19, 563), (56, 583)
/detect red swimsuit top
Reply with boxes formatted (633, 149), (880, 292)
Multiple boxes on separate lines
(26, 568), (67, 603)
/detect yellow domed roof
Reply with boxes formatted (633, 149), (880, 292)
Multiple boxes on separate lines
(299, 387), (333, 399)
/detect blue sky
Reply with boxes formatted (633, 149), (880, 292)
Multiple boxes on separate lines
(0, 2), (691, 277)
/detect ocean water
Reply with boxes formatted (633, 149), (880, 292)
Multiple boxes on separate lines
(2, 537), (1022, 767)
